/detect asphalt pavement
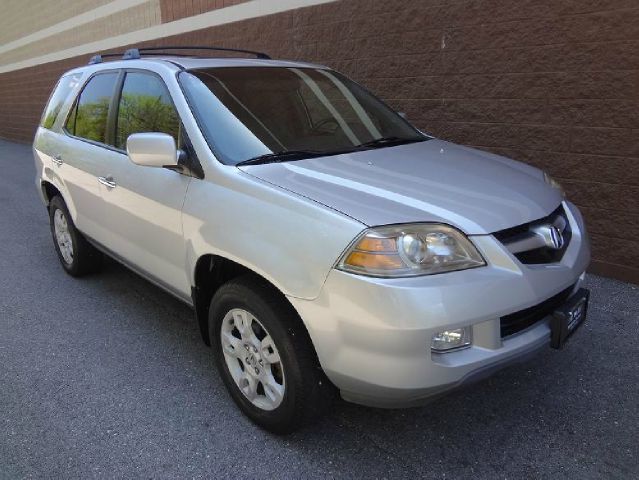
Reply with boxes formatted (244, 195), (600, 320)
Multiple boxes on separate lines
(1, 138), (638, 479)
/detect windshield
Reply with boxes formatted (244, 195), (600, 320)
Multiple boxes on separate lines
(179, 67), (427, 165)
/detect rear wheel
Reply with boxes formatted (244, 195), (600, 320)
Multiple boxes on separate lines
(49, 195), (103, 276)
(209, 275), (335, 434)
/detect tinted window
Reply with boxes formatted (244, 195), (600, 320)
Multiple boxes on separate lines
(66, 73), (118, 144)
(115, 72), (179, 150)
(41, 73), (82, 129)
(179, 67), (425, 165)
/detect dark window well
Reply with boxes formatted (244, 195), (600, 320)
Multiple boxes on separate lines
(40, 73), (82, 129)
(115, 72), (179, 150)
(65, 72), (118, 144)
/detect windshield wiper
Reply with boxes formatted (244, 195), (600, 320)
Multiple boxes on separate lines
(236, 138), (425, 166)
(236, 150), (327, 166)
(355, 136), (424, 149)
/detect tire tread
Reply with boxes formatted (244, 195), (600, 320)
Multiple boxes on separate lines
(49, 195), (103, 277)
(210, 274), (335, 433)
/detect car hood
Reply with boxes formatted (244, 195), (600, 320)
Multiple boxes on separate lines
(238, 139), (563, 234)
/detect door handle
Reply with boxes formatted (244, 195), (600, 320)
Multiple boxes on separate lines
(52, 154), (63, 166)
(97, 176), (117, 189)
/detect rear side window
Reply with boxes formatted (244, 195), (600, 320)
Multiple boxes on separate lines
(66, 72), (118, 144)
(40, 73), (82, 129)
(115, 72), (179, 149)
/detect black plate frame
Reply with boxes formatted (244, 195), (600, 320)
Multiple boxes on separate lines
(550, 288), (590, 349)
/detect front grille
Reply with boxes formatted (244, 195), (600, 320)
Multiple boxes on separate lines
(500, 285), (574, 337)
(493, 205), (571, 264)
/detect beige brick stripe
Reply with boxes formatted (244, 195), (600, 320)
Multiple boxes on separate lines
(0, 0), (151, 55)
(0, 1), (162, 66)
(0, 0), (337, 74)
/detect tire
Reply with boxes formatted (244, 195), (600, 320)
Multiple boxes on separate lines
(209, 275), (335, 434)
(49, 195), (103, 277)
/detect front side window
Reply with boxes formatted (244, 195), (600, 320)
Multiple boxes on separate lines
(179, 67), (426, 165)
(41, 73), (82, 129)
(66, 72), (118, 144)
(115, 72), (180, 150)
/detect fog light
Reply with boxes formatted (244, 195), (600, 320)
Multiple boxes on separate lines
(431, 327), (472, 352)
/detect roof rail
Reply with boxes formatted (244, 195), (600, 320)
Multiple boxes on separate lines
(125, 46), (272, 59)
(87, 45), (272, 64)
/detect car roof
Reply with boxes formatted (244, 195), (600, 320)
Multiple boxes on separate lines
(69, 56), (329, 75)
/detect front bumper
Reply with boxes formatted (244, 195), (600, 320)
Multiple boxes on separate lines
(289, 201), (591, 408)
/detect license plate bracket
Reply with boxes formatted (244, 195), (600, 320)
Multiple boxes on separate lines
(550, 288), (589, 349)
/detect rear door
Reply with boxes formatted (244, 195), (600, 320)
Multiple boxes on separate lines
(55, 71), (121, 241)
(34, 72), (82, 200)
(97, 70), (192, 298)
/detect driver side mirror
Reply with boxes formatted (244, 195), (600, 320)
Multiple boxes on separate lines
(127, 132), (179, 168)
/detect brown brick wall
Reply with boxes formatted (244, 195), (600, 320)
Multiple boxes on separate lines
(1, 0), (638, 283)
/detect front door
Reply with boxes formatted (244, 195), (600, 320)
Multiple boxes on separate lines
(96, 71), (192, 299)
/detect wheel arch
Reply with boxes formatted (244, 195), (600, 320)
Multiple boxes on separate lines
(40, 179), (79, 223)
(191, 254), (311, 348)
(40, 180), (61, 207)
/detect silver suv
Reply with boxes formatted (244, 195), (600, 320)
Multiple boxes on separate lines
(34, 47), (591, 433)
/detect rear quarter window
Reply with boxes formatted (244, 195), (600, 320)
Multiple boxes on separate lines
(40, 73), (82, 129)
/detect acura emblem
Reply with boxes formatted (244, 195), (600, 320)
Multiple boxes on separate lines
(532, 224), (565, 250)
(548, 226), (564, 250)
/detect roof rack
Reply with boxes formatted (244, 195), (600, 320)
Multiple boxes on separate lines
(88, 46), (271, 65)
(88, 53), (121, 65)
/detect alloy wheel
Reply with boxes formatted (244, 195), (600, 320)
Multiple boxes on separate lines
(220, 308), (286, 411)
(53, 209), (74, 265)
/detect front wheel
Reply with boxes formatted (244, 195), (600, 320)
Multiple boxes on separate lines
(209, 275), (335, 434)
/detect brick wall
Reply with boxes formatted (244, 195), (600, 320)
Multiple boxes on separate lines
(0, 1), (162, 66)
(0, 0), (113, 45)
(159, 0), (250, 22)
(1, 0), (638, 283)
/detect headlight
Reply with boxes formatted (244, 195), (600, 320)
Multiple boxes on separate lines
(337, 224), (485, 277)
(543, 171), (565, 198)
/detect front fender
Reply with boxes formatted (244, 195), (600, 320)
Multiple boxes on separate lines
(182, 168), (364, 300)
